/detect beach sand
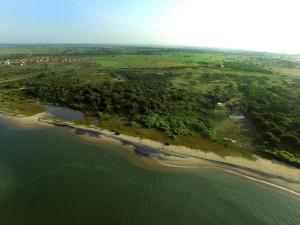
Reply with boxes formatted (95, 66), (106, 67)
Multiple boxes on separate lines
(0, 113), (53, 129)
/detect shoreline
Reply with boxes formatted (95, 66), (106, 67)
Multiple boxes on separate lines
(0, 112), (53, 129)
(1, 112), (300, 196)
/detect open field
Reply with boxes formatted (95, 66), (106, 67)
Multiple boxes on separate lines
(96, 53), (234, 69)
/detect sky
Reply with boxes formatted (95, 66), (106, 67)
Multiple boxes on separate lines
(0, 0), (300, 53)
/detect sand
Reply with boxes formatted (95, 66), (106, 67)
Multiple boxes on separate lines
(0, 113), (53, 129)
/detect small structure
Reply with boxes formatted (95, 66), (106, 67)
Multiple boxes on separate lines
(5, 60), (11, 65)
(223, 138), (237, 144)
(19, 59), (27, 66)
(216, 102), (225, 107)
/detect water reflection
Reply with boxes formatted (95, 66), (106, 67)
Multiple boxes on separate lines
(45, 105), (85, 121)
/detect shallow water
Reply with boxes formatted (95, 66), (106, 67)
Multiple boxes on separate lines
(45, 105), (85, 121)
(0, 120), (299, 225)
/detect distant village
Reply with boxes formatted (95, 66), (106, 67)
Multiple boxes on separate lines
(0, 56), (81, 67)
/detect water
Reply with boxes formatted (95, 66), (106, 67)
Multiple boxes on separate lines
(45, 105), (85, 121)
(0, 120), (299, 225)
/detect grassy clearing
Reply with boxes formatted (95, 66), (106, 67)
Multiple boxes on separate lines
(0, 91), (45, 116)
(214, 108), (255, 148)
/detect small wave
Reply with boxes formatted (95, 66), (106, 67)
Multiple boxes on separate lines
(157, 159), (300, 198)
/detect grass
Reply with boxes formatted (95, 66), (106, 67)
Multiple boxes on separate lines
(262, 149), (300, 168)
(97, 54), (185, 69)
(96, 53), (237, 69)
(0, 91), (45, 116)
(214, 108), (255, 148)
(75, 116), (255, 159)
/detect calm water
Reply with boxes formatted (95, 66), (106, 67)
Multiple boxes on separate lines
(0, 120), (299, 225)
(45, 105), (85, 121)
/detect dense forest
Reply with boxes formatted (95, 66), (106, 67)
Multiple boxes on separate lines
(22, 70), (215, 139)
(243, 82), (300, 165)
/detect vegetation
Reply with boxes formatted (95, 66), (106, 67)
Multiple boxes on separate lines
(0, 45), (299, 164)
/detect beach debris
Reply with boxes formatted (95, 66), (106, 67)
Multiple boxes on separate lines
(223, 138), (237, 144)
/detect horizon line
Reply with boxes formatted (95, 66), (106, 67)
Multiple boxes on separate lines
(0, 42), (299, 56)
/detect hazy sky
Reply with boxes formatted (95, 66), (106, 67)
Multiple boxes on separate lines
(0, 0), (299, 53)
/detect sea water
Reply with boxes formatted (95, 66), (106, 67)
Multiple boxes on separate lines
(0, 119), (299, 225)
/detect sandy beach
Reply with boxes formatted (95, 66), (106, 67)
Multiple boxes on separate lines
(1, 112), (300, 196)
(0, 113), (53, 129)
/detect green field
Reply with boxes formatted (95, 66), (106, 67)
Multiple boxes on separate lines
(96, 53), (233, 69)
(0, 45), (299, 164)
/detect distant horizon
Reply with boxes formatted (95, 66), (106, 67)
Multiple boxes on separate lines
(1, 0), (300, 54)
(0, 42), (299, 55)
